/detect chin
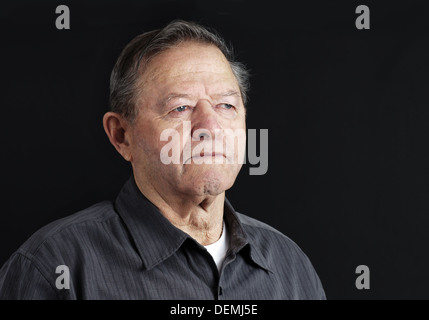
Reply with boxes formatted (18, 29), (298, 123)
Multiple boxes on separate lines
(186, 167), (236, 196)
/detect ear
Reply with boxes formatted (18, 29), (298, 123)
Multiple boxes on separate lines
(103, 112), (133, 162)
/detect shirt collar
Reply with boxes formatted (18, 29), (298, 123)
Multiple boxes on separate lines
(223, 197), (273, 273)
(115, 176), (272, 273)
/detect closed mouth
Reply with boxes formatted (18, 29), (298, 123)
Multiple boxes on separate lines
(184, 152), (226, 164)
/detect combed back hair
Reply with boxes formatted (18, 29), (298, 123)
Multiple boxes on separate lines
(109, 19), (250, 121)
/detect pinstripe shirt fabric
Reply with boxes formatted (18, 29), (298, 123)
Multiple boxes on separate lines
(0, 177), (326, 300)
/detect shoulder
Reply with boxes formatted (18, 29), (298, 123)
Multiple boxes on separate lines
(236, 212), (301, 252)
(236, 212), (284, 235)
(235, 211), (315, 266)
(0, 200), (120, 299)
(17, 200), (118, 259)
(236, 212), (326, 299)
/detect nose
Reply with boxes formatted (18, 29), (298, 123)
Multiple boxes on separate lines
(191, 101), (222, 140)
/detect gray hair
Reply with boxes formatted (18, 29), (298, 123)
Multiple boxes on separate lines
(109, 20), (250, 121)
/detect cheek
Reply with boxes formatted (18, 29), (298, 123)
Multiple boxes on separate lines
(130, 124), (164, 157)
(230, 112), (246, 129)
(132, 120), (188, 164)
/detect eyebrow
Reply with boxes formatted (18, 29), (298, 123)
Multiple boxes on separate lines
(159, 90), (241, 108)
(156, 93), (191, 109)
(165, 93), (192, 103)
(213, 90), (241, 99)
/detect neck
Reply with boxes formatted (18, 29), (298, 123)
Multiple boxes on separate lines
(134, 176), (225, 246)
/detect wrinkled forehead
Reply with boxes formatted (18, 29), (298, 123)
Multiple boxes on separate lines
(138, 41), (237, 89)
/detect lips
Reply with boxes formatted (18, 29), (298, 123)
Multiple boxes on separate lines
(183, 151), (227, 164)
(198, 151), (225, 157)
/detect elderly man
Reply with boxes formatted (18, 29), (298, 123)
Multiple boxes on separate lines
(0, 20), (325, 299)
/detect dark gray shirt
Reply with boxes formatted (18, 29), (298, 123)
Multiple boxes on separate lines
(0, 177), (326, 300)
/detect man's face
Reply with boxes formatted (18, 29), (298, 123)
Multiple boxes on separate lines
(128, 41), (246, 198)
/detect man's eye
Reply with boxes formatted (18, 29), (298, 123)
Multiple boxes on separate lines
(174, 105), (188, 112)
(220, 103), (234, 109)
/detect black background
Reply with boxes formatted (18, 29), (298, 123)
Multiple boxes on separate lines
(1, 0), (428, 300)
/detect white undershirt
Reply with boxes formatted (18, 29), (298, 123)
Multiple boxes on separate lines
(204, 221), (229, 272)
